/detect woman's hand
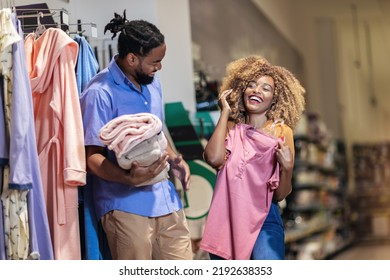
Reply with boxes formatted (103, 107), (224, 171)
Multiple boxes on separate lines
(275, 140), (294, 172)
(273, 139), (294, 201)
(218, 89), (233, 113)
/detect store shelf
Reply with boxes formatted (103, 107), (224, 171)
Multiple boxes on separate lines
(283, 134), (352, 260)
(349, 142), (390, 243)
(285, 223), (331, 244)
(322, 238), (354, 260)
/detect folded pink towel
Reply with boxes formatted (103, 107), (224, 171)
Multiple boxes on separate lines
(99, 113), (162, 158)
(99, 113), (169, 186)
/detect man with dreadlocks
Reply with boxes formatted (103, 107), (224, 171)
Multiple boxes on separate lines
(79, 11), (192, 260)
(200, 55), (305, 260)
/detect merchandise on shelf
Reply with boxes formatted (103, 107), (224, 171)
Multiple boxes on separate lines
(283, 113), (352, 259)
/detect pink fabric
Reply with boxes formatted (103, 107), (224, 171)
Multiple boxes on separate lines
(24, 28), (86, 260)
(200, 124), (280, 260)
(99, 113), (162, 158)
(99, 113), (169, 186)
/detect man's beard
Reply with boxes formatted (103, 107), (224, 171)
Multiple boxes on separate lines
(136, 69), (154, 85)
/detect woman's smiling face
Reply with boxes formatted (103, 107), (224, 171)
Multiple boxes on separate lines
(243, 75), (275, 114)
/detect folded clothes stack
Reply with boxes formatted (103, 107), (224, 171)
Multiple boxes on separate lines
(99, 113), (169, 186)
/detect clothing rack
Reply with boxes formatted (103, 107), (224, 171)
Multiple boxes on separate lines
(17, 11), (56, 19)
(67, 20), (98, 38)
(16, 8), (69, 24)
(15, 7), (69, 35)
(15, 7), (97, 38)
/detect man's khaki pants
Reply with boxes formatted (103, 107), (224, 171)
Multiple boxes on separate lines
(101, 209), (193, 260)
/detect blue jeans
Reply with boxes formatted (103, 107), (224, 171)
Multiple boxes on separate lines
(209, 202), (285, 260)
(251, 202), (285, 260)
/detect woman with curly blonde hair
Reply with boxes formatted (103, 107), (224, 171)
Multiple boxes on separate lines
(200, 55), (305, 260)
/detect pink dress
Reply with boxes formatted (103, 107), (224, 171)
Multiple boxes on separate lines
(200, 123), (280, 260)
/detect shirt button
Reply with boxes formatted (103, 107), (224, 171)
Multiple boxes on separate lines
(144, 101), (148, 105)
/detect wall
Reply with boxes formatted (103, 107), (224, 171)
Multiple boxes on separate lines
(189, 0), (304, 83)
(255, 0), (390, 141)
(14, 0), (196, 113)
(155, 1), (196, 110)
(253, 0), (390, 190)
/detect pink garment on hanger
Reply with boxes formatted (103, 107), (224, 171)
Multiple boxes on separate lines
(200, 124), (280, 260)
(24, 28), (86, 260)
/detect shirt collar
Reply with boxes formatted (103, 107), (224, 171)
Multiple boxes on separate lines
(108, 55), (140, 92)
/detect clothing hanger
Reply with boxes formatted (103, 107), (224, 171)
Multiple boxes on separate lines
(259, 118), (285, 140)
(16, 8), (67, 32)
(16, 10), (56, 32)
(34, 12), (46, 37)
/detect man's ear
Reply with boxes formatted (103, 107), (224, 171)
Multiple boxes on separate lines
(127, 53), (137, 64)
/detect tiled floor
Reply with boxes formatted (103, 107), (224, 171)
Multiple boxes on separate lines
(331, 241), (390, 260)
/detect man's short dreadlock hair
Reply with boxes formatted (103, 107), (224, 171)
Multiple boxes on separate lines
(104, 10), (165, 59)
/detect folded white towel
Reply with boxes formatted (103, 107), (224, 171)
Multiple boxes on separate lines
(118, 132), (168, 169)
(118, 132), (170, 187)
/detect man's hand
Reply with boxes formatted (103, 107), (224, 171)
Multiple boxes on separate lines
(126, 152), (169, 186)
(169, 154), (191, 191)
